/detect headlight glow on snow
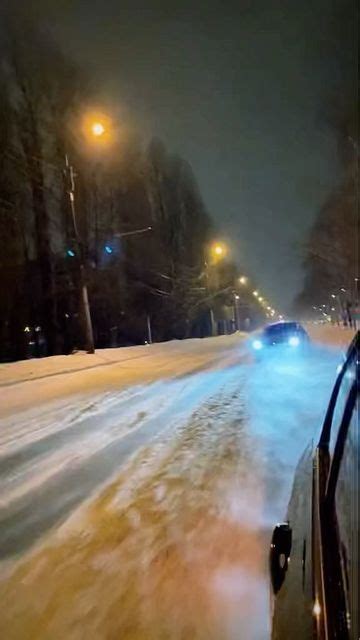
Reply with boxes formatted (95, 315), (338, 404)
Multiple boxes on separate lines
(252, 339), (263, 350)
(288, 336), (300, 347)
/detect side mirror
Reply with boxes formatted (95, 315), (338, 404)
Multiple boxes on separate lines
(270, 522), (292, 594)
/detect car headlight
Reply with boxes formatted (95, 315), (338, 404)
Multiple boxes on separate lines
(252, 339), (263, 350)
(288, 336), (300, 347)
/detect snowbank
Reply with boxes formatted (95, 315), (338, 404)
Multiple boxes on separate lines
(0, 334), (246, 388)
(306, 324), (355, 350)
(0, 325), (355, 390)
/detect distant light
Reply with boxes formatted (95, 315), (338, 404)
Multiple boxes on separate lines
(331, 307), (335, 311)
(289, 336), (300, 347)
(252, 339), (263, 350)
(340, 288), (346, 293)
(313, 600), (321, 618)
(104, 245), (113, 254)
(278, 314), (284, 320)
(267, 306), (271, 311)
(24, 326), (31, 333)
(331, 294), (336, 299)
(92, 122), (105, 137)
(67, 249), (75, 257)
(234, 294), (240, 300)
(239, 276), (248, 285)
(35, 326), (41, 333)
(253, 290), (259, 297)
(258, 296), (263, 302)
(322, 304), (326, 308)
(313, 306), (317, 310)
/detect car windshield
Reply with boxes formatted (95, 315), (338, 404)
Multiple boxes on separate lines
(264, 323), (303, 339)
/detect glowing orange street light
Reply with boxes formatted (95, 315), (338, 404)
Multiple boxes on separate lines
(91, 121), (105, 137)
(209, 241), (227, 263)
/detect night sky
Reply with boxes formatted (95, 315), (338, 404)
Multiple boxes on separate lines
(17, 1), (357, 310)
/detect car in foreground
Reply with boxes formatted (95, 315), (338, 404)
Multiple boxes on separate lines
(251, 321), (309, 358)
(270, 331), (359, 640)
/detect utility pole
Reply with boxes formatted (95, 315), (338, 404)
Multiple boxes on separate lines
(233, 294), (240, 331)
(146, 314), (152, 344)
(65, 155), (95, 354)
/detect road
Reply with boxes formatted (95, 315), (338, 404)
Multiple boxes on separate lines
(0, 333), (344, 639)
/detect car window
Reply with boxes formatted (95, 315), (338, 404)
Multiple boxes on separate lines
(265, 323), (301, 338)
(335, 396), (359, 640)
(329, 354), (357, 458)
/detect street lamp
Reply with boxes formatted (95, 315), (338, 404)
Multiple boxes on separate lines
(91, 122), (105, 137)
(64, 113), (114, 354)
(205, 240), (227, 335)
(209, 241), (227, 264)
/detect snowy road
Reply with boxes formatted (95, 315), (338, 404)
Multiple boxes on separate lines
(0, 334), (345, 639)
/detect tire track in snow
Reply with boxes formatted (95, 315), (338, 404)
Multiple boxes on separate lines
(0, 366), (241, 560)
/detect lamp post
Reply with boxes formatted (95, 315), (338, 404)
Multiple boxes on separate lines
(64, 116), (109, 354)
(65, 154), (95, 354)
(205, 241), (227, 336)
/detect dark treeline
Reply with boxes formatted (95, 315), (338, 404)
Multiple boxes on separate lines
(295, 98), (359, 320)
(0, 21), (258, 361)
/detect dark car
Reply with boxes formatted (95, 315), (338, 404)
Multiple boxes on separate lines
(270, 332), (359, 640)
(251, 321), (309, 356)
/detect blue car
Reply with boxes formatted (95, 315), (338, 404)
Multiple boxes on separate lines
(252, 321), (309, 358)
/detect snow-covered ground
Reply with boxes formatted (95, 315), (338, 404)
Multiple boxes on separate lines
(0, 327), (354, 639)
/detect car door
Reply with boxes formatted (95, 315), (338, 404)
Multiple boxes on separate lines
(315, 337), (359, 640)
(271, 332), (359, 640)
(270, 439), (314, 640)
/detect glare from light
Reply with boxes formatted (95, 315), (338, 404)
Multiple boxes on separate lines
(258, 296), (263, 302)
(210, 241), (227, 261)
(278, 314), (284, 320)
(104, 245), (113, 254)
(313, 600), (321, 618)
(92, 121), (105, 137)
(24, 326), (31, 333)
(336, 363), (343, 374)
(331, 293), (336, 299)
(239, 276), (248, 285)
(340, 288), (346, 293)
(289, 336), (300, 347)
(234, 294), (240, 300)
(252, 339), (263, 350)
(67, 249), (75, 257)
(253, 290), (259, 297)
